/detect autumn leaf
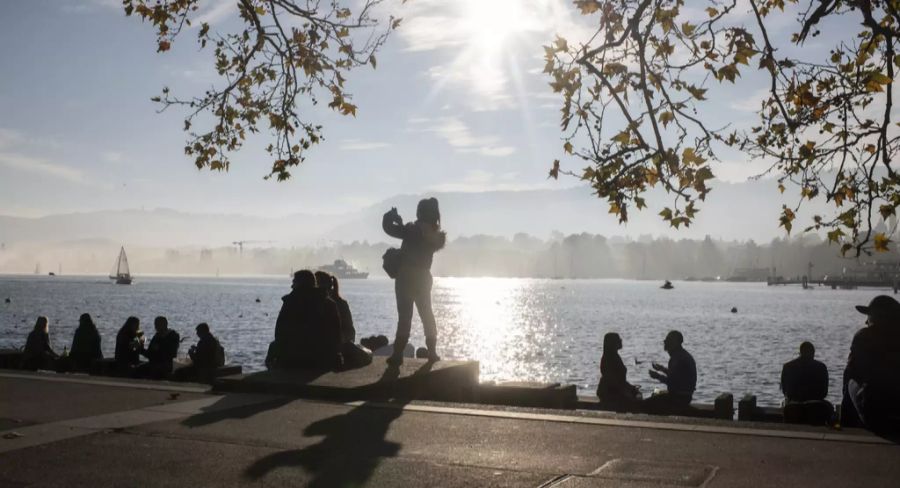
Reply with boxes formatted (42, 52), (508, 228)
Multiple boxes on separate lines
(659, 111), (674, 128)
(779, 206), (795, 234)
(874, 233), (891, 252)
(864, 72), (892, 92)
(575, 0), (601, 14)
(681, 147), (705, 166)
(549, 159), (560, 180)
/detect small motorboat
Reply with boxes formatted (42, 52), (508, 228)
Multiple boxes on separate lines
(661, 280), (674, 290)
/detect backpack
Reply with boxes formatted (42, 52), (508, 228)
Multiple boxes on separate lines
(382, 247), (402, 279)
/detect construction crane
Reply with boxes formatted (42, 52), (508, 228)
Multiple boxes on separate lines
(232, 240), (274, 257)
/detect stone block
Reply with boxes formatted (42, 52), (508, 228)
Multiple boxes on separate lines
(714, 393), (734, 420)
(738, 394), (757, 421)
(214, 357), (479, 403)
(477, 381), (577, 409)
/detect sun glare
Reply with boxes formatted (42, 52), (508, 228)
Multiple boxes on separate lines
(424, 0), (550, 109)
(461, 0), (538, 55)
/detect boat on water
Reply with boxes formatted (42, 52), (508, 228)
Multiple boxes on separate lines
(318, 259), (368, 279)
(661, 280), (674, 289)
(109, 247), (133, 285)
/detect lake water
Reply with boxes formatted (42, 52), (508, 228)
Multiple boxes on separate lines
(0, 275), (876, 406)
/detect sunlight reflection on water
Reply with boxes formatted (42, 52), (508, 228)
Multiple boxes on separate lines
(0, 275), (872, 406)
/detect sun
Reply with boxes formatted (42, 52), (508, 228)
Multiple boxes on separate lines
(460, 0), (540, 55)
(425, 0), (549, 107)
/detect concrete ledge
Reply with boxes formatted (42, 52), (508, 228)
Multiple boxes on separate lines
(576, 395), (733, 420)
(214, 357), (479, 403)
(0, 349), (23, 369)
(0, 369), (211, 394)
(478, 381), (577, 409)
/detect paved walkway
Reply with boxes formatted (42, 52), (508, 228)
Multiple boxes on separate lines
(1, 372), (897, 487)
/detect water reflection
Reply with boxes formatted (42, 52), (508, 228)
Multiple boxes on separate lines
(0, 275), (869, 406)
(435, 278), (556, 385)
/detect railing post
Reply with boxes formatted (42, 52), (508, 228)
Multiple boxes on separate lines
(714, 393), (734, 420)
(738, 394), (757, 421)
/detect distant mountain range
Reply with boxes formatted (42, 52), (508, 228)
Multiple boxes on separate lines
(0, 179), (826, 248)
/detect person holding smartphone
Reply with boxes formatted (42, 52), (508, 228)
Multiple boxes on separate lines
(382, 198), (446, 366)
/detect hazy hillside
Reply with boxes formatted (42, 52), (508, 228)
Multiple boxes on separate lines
(0, 179), (828, 249)
(0, 209), (345, 248)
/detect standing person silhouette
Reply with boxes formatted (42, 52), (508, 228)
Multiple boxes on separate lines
(382, 198), (446, 366)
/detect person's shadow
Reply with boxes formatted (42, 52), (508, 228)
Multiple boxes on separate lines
(243, 363), (428, 486)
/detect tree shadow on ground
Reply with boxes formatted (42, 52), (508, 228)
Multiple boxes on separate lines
(242, 362), (434, 487)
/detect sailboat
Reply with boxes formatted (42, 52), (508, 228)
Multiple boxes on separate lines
(109, 247), (133, 285)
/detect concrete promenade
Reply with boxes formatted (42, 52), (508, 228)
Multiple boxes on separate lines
(1, 370), (898, 487)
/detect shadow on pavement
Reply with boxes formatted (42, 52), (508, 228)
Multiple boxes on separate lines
(181, 395), (297, 428)
(243, 363), (430, 486)
(181, 369), (328, 428)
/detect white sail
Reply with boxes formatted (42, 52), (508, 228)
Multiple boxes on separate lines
(117, 247), (131, 278)
(110, 247), (132, 283)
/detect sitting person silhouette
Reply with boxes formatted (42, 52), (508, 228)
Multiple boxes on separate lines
(643, 330), (697, 415)
(842, 296), (900, 434)
(315, 271), (370, 369)
(22, 316), (59, 370)
(268, 270), (342, 371)
(781, 341), (833, 424)
(136, 316), (180, 379)
(70, 313), (103, 372)
(596, 332), (642, 411)
(115, 316), (144, 373)
(174, 322), (225, 381)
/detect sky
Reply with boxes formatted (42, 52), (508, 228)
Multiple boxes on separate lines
(0, 0), (864, 231)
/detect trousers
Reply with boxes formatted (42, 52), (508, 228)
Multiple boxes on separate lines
(393, 268), (437, 353)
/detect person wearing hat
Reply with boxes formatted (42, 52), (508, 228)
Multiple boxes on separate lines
(842, 295), (900, 433)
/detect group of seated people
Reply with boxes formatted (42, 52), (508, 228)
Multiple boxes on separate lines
(265, 270), (372, 371)
(21, 313), (226, 381)
(265, 270), (432, 372)
(18, 278), (900, 435)
(596, 295), (900, 434)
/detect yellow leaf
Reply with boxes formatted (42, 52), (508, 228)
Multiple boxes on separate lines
(681, 22), (695, 37)
(659, 111), (674, 128)
(612, 131), (630, 145)
(563, 141), (573, 154)
(874, 233), (891, 252)
(575, 0), (601, 14)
